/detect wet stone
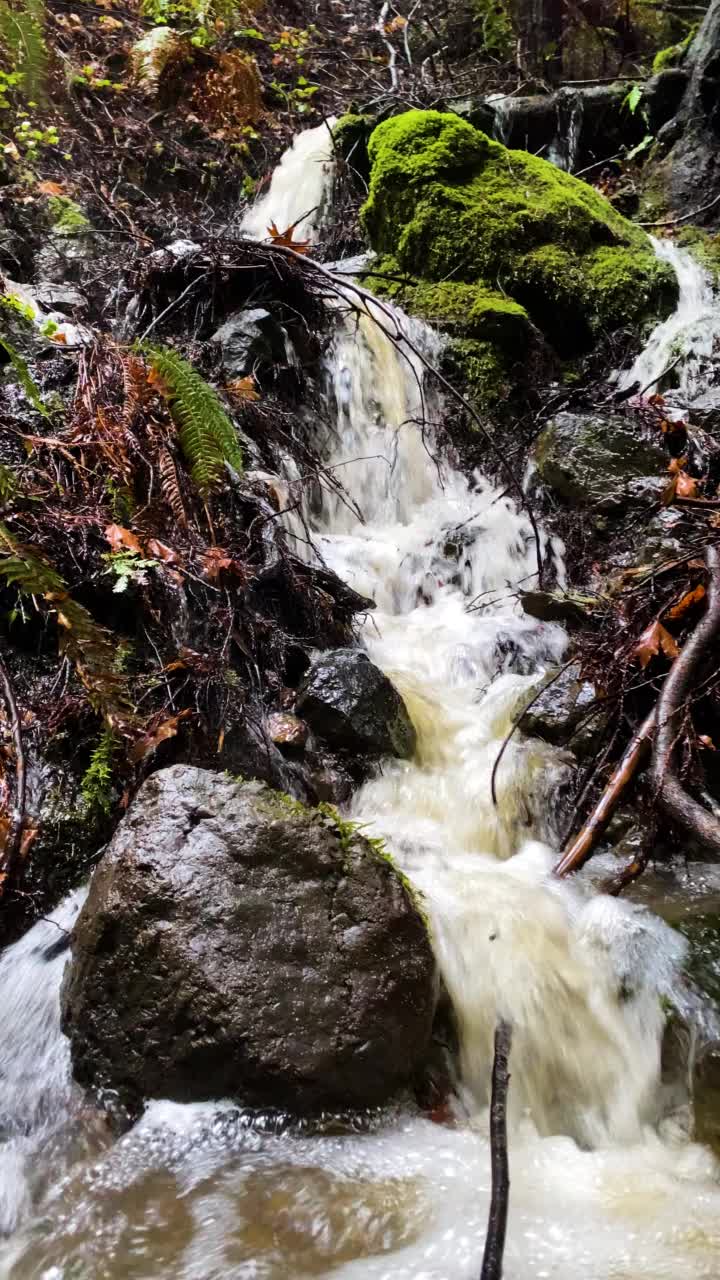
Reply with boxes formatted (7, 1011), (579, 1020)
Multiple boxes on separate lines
(296, 649), (416, 760)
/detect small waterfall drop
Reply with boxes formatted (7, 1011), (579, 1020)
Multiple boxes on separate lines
(618, 238), (720, 403)
(239, 118), (337, 243)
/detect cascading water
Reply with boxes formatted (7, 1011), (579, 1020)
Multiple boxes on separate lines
(618, 238), (720, 406)
(3, 124), (720, 1279)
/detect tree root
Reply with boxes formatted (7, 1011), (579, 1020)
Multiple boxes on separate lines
(553, 711), (655, 877)
(481, 1019), (512, 1280)
(651, 543), (720, 856)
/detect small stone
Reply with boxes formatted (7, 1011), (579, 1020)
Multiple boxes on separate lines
(297, 648), (416, 760)
(266, 711), (308, 750)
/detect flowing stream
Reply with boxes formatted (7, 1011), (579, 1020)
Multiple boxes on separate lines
(2, 125), (720, 1279)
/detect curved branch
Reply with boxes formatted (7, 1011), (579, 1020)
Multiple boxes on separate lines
(553, 710), (655, 877)
(651, 542), (720, 856)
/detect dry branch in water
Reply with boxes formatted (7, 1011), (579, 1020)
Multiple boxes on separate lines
(481, 1019), (512, 1280)
(553, 711), (655, 878)
(651, 543), (720, 856)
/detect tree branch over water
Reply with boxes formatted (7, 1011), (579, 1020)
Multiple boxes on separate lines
(481, 1019), (512, 1280)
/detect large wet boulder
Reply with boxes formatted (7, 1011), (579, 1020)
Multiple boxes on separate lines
(61, 766), (436, 1113)
(296, 649), (416, 760)
(362, 110), (676, 356)
(533, 410), (666, 508)
(520, 661), (606, 759)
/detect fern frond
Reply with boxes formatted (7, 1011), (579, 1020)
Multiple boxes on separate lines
(0, 0), (48, 102)
(0, 524), (134, 725)
(0, 337), (49, 418)
(81, 728), (118, 818)
(141, 344), (243, 497)
(159, 446), (187, 527)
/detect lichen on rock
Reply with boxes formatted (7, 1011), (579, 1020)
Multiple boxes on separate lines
(361, 109), (677, 357)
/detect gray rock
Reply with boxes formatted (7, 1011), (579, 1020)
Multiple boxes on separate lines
(211, 307), (286, 379)
(61, 765), (436, 1113)
(32, 281), (87, 314)
(534, 410), (665, 508)
(520, 661), (604, 758)
(296, 649), (416, 760)
(644, 69), (689, 133)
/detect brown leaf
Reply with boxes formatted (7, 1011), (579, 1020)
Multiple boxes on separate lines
(104, 523), (143, 554)
(225, 375), (260, 404)
(201, 547), (246, 583)
(665, 583), (706, 621)
(37, 180), (66, 197)
(675, 471), (698, 498)
(146, 538), (180, 564)
(699, 734), (716, 751)
(129, 711), (190, 763)
(634, 619), (680, 669)
(267, 219), (310, 253)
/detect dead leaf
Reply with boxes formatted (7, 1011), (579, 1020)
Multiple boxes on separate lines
(37, 180), (66, 197)
(675, 471), (698, 498)
(146, 538), (179, 564)
(225, 375), (259, 404)
(699, 734), (716, 751)
(129, 712), (188, 763)
(634, 619), (680, 669)
(201, 547), (246, 583)
(385, 13), (407, 29)
(3, 142), (20, 162)
(665, 584), (706, 621)
(104, 523), (143, 554)
(19, 823), (38, 858)
(267, 219), (310, 253)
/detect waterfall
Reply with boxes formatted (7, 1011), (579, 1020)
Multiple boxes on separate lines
(3, 125), (720, 1279)
(618, 238), (720, 404)
(239, 118), (337, 243)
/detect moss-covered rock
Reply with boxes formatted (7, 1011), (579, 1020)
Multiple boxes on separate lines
(534, 410), (666, 508)
(361, 110), (677, 356)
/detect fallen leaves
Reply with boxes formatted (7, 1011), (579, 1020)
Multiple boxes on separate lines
(665, 584), (706, 621)
(129, 709), (191, 763)
(634, 619), (680, 668)
(201, 547), (247, 583)
(104, 523), (143, 554)
(267, 220), (310, 253)
(663, 456), (698, 505)
(225, 375), (259, 404)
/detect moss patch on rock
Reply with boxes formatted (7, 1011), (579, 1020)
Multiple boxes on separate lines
(361, 110), (677, 356)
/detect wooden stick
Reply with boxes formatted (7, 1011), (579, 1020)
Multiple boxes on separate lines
(0, 645), (26, 890)
(651, 543), (720, 856)
(553, 710), (655, 877)
(481, 1019), (512, 1280)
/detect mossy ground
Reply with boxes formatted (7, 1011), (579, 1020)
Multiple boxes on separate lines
(362, 110), (677, 357)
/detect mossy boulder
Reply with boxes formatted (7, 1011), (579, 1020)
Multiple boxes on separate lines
(361, 110), (677, 356)
(534, 410), (666, 508)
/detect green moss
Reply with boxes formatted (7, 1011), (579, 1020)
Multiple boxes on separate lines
(444, 337), (512, 408)
(47, 195), (91, 236)
(362, 110), (677, 355)
(652, 26), (696, 72)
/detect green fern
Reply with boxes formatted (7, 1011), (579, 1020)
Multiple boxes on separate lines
(0, 0), (48, 103)
(141, 344), (243, 496)
(0, 524), (134, 723)
(0, 337), (49, 417)
(81, 729), (118, 818)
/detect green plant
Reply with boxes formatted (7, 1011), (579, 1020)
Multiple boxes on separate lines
(103, 549), (159, 593)
(141, 344), (243, 496)
(72, 63), (127, 93)
(81, 728), (118, 817)
(0, 0), (47, 104)
(0, 336), (49, 416)
(47, 195), (89, 234)
(0, 465), (19, 505)
(14, 114), (59, 152)
(623, 83), (643, 115)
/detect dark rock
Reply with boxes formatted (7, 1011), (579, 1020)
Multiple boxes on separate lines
(61, 765), (436, 1113)
(644, 69), (689, 133)
(32, 281), (88, 315)
(520, 661), (605, 758)
(449, 95), (501, 137)
(519, 590), (589, 626)
(211, 307), (287, 379)
(534, 410), (666, 508)
(296, 649), (416, 760)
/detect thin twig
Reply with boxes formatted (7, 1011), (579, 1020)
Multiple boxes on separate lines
(0, 646), (27, 887)
(637, 192), (720, 228)
(491, 660), (575, 805)
(481, 1019), (512, 1280)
